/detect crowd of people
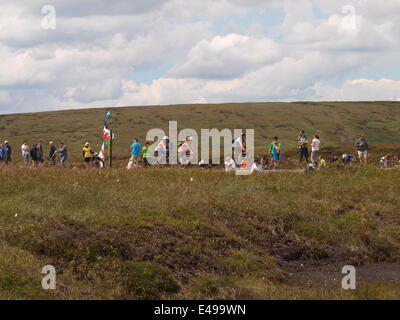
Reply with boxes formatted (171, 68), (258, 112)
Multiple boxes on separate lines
(0, 131), (398, 171)
(123, 131), (396, 173)
(0, 140), (68, 167)
(224, 132), (398, 173)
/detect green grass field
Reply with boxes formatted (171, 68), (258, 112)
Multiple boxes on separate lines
(1, 102), (400, 300)
(1, 166), (400, 299)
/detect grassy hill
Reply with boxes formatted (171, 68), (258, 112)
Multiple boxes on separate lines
(1, 102), (400, 300)
(1, 102), (400, 160)
(1, 166), (400, 299)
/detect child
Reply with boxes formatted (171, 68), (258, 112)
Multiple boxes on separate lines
(271, 141), (282, 169)
(380, 154), (391, 168)
(319, 155), (327, 169)
(142, 142), (150, 168)
(341, 153), (353, 166)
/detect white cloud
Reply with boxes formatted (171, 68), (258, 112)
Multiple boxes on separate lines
(0, 0), (399, 113)
(313, 79), (400, 101)
(171, 34), (281, 79)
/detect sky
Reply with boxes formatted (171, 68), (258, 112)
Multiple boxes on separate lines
(0, 0), (399, 114)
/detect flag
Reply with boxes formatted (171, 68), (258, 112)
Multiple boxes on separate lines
(104, 110), (112, 128)
(103, 127), (111, 141)
(99, 142), (105, 168)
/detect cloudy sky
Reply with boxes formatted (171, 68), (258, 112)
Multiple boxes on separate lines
(0, 0), (399, 114)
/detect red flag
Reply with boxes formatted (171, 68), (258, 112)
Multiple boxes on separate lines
(103, 127), (111, 140)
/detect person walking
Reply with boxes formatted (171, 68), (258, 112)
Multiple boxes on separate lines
(355, 134), (369, 165)
(0, 142), (4, 165)
(82, 142), (94, 167)
(298, 130), (309, 163)
(30, 144), (40, 167)
(21, 141), (30, 166)
(178, 136), (193, 166)
(37, 140), (44, 166)
(49, 141), (56, 166)
(268, 137), (282, 169)
(57, 142), (68, 167)
(155, 136), (169, 165)
(311, 134), (321, 166)
(3, 141), (12, 166)
(130, 139), (141, 168)
(142, 142), (151, 168)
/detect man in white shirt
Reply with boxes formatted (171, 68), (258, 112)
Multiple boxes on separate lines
(21, 141), (30, 166)
(311, 135), (321, 165)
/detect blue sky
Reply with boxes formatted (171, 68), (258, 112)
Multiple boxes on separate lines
(0, 0), (399, 114)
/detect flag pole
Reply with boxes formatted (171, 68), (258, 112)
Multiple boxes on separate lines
(109, 130), (113, 168)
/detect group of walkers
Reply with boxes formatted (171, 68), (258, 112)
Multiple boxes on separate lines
(0, 140), (67, 167)
(0, 131), (395, 171)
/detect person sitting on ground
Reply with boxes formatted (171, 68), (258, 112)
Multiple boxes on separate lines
(251, 159), (263, 173)
(198, 159), (208, 169)
(224, 156), (236, 172)
(380, 154), (391, 168)
(341, 153), (354, 165)
(92, 153), (103, 168)
(260, 155), (271, 170)
(319, 155), (327, 169)
(330, 153), (339, 163)
(83, 142), (94, 167)
(239, 158), (249, 170)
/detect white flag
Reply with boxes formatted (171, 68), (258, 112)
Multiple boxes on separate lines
(99, 142), (105, 168)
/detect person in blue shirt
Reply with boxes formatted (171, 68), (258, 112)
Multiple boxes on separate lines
(0, 142), (4, 163)
(355, 134), (369, 165)
(130, 139), (141, 168)
(3, 141), (12, 165)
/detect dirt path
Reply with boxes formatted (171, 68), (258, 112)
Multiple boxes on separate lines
(286, 262), (400, 285)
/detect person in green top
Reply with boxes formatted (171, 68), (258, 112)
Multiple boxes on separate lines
(142, 142), (151, 168)
(268, 136), (283, 169)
